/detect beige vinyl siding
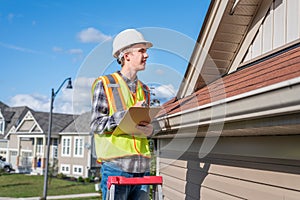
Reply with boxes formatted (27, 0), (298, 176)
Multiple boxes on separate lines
(262, 7), (273, 54)
(158, 135), (300, 199)
(20, 140), (33, 150)
(286, 0), (300, 43)
(58, 135), (90, 178)
(9, 134), (18, 149)
(0, 141), (7, 148)
(273, 0), (285, 49)
(18, 120), (34, 132)
(244, 0), (300, 62)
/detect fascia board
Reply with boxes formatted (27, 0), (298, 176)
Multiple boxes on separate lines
(156, 77), (300, 133)
(177, 0), (229, 99)
(59, 132), (90, 135)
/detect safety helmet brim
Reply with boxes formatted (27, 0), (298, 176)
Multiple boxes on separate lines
(112, 29), (153, 58)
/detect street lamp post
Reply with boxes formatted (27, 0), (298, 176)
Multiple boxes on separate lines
(42, 77), (72, 200)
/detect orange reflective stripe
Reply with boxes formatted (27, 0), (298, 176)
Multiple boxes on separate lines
(102, 76), (117, 114)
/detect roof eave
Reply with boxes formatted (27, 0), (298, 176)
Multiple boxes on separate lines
(154, 77), (300, 138)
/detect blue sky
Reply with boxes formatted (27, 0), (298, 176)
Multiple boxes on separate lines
(0, 0), (210, 114)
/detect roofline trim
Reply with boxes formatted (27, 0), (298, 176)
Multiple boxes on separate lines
(59, 132), (90, 135)
(157, 76), (300, 120)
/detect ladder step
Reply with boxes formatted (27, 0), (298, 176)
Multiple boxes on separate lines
(107, 176), (163, 189)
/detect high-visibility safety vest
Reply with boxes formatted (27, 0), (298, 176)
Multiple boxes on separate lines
(92, 72), (151, 162)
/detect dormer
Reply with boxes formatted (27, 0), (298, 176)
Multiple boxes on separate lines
(14, 111), (43, 134)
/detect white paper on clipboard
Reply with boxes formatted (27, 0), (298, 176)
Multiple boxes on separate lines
(112, 106), (161, 135)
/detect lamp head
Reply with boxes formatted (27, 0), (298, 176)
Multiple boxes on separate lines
(66, 78), (73, 89)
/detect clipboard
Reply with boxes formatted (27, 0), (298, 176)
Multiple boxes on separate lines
(112, 106), (161, 135)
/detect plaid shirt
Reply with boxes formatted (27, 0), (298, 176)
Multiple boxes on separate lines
(91, 71), (150, 173)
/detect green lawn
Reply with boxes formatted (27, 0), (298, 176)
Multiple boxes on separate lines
(0, 173), (100, 198)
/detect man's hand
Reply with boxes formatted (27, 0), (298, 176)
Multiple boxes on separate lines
(133, 101), (148, 107)
(135, 121), (153, 137)
(132, 101), (152, 136)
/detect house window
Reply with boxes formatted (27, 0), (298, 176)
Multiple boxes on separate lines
(61, 164), (70, 174)
(10, 151), (17, 156)
(73, 137), (84, 157)
(52, 138), (58, 158)
(62, 137), (71, 157)
(36, 138), (43, 155)
(73, 165), (83, 175)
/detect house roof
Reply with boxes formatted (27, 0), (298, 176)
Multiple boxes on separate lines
(31, 111), (76, 134)
(0, 101), (9, 112)
(158, 43), (300, 118)
(155, 0), (300, 137)
(177, 0), (271, 99)
(62, 111), (91, 133)
(154, 45), (300, 138)
(0, 101), (78, 138)
(0, 101), (32, 138)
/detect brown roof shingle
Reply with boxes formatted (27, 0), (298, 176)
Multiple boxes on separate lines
(159, 44), (300, 116)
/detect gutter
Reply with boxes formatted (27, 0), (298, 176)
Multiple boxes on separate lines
(156, 76), (300, 133)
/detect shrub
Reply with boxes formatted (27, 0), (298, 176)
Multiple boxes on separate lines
(77, 176), (84, 182)
(0, 168), (4, 176)
(84, 177), (91, 183)
(56, 173), (66, 179)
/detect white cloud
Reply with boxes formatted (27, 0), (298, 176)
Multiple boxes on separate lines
(8, 85), (83, 114)
(9, 94), (50, 112)
(77, 27), (111, 43)
(153, 84), (176, 100)
(68, 49), (84, 62)
(52, 46), (83, 55)
(8, 79), (176, 115)
(7, 13), (14, 22)
(0, 41), (42, 54)
(52, 46), (84, 62)
(52, 46), (63, 52)
(71, 77), (96, 114)
(68, 48), (83, 55)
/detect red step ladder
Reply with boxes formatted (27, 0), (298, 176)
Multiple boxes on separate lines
(107, 176), (163, 200)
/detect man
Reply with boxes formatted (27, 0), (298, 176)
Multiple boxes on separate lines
(91, 29), (153, 200)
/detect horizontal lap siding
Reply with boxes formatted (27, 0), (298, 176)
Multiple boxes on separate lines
(160, 157), (300, 199)
(200, 187), (245, 200)
(203, 173), (300, 200)
(163, 186), (186, 200)
(158, 136), (300, 199)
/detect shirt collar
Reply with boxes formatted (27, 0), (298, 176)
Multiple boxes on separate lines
(117, 71), (138, 84)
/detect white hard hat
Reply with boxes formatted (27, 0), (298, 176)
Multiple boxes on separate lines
(112, 29), (153, 58)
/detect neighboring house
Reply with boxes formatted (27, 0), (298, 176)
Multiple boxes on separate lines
(0, 101), (31, 164)
(58, 111), (100, 178)
(5, 106), (75, 174)
(155, 0), (300, 199)
(1, 101), (99, 178)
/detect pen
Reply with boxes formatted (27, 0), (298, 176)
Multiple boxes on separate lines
(141, 101), (148, 107)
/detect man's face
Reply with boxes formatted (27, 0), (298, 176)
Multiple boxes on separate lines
(125, 43), (149, 71)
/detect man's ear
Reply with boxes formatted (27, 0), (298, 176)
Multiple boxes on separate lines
(124, 53), (130, 61)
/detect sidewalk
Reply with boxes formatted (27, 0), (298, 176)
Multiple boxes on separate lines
(0, 193), (100, 200)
